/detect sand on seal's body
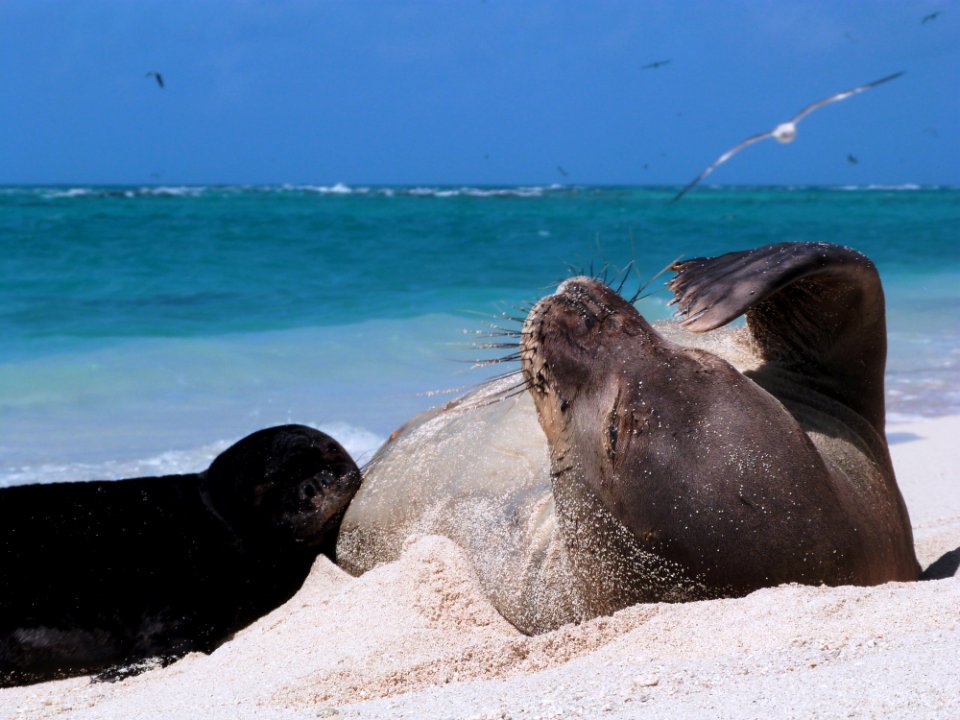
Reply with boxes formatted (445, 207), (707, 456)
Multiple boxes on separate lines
(0, 414), (957, 720)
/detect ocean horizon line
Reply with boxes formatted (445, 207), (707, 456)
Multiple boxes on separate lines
(1, 182), (955, 191)
(2, 183), (955, 204)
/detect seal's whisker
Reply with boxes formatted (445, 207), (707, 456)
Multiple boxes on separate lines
(416, 368), (524, 400)
(473, 329), (528, 337)
(445, 341), (521, 350)
(449, 352), (523, 368)
(450, 397), (502, 412)
(498, 386), (534, 402)
(472, 333), (527, 342)
(594, 231), (612, 282)
(497, 298), (538, 322)
(455, 378), (533, 411)
(354, 449), (378, 468)
(629, 256), (681, 305)
(483, 367), (524, 382)
(461, 309), (527, 323)
(633, 286), (670, 302)
(484, 377), (531, 398)
(614, 260), (636, 295)
(463, 325), (529, 336)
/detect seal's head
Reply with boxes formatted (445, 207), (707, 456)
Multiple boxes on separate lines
(520, 276), (664, 479)
(202, 425), (361, 551)
(519, 275), (749, 559)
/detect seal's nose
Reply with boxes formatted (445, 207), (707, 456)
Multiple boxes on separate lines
(554, 276), (594, 297)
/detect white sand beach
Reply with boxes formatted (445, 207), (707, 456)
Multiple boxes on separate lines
(2, 414), (957, 720)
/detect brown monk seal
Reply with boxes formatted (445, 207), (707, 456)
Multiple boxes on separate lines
(337, 241), (919, 634)
(0, 424), (361, 687)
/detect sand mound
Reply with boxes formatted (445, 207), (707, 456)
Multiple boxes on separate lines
(2, 416), (957, 720)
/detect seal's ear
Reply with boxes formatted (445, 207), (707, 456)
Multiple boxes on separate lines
(201, 425), (359, 540)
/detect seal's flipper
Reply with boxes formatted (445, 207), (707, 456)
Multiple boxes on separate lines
(668, 242), (887, 431)
(669, 242), (874, 332)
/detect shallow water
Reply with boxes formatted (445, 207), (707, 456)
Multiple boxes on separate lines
(1, 185), (957, 484)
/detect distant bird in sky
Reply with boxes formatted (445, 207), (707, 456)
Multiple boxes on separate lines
(145, 71), (164, 88)
(921, 11), (942, 23)
(556, 165), (569, 177)
(847, 154), (859, 165)
(672, 71), (904, 201)
(641, 59), (671, 70)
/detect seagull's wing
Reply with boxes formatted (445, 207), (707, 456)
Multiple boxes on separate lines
(672, 130), (772, 201)
(789, 71), (904, 124)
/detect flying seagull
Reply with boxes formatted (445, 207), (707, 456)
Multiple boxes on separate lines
(672, 71), (903, 201)
(847, 154), (859, 165)
(921, 11), (942, 23)
(642, 59), (671, 70)
(145, 71), (164, 88)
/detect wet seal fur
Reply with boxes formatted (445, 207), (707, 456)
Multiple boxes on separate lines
(0, 424), (361, 687)
(338, 242), (919, 634)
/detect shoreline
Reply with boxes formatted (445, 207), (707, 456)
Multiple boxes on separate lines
(1, 414), (957, 719)
(886, 414), (959, 572)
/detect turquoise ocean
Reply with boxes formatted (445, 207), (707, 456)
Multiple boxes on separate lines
(2, 184), (958, 486)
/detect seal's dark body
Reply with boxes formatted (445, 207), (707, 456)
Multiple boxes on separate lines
(0, 424), (360, 686)
(339, 242), (920, 635)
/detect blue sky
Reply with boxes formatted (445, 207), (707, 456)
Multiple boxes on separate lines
(1, 1), (956, 186)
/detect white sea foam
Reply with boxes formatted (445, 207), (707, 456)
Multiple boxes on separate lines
(460, 186), (546, 197)
(140, 186), (208, 197)
(314, 422), (386, 466)
(398, 186), (550, 198)
(272, 185), (557, 199)
(0, 440), (230, 487)
(0, 421), (385, 488)
(34, 184), (564, 200)
(42, 187), (96, 199)
(292, 183), (366, 195)
(40, 186), (211, 200)
(834, 183), (926, 191)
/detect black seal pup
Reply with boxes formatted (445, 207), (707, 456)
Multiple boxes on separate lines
(337, 242), (919, 633)
(0, 424), (360, 686)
